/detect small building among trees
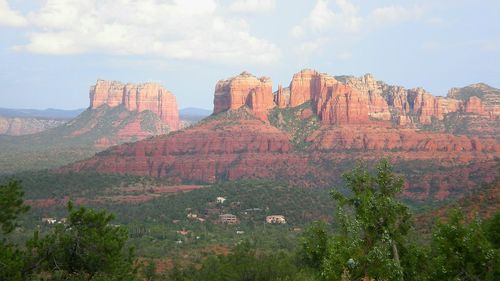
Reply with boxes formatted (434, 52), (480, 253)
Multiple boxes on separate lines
(266, 215), (286, 224)
(219, 214), (239, 224)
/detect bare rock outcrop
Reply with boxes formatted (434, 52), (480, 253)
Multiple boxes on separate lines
(90, 80), (180, 130)
(213, 72), (274, 120)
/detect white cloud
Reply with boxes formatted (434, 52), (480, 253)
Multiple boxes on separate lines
(292, 0), (425, 38)
(0, 0), (27, 27)
(297, 37), (328, 55)
(290, 0), (426, 59)
(12, 0), (280, 64)
(370, 5), (423, 26)
(292, 0), (362, 37)
(229, 0), (276, 13)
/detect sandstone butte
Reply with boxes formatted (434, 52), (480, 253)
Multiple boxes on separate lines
(214, 71), (274, 120)
(90, 80), (180, 130)
(62, 70), (500, 201)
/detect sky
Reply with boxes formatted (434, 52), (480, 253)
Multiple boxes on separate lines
(0, 0), (499, 110)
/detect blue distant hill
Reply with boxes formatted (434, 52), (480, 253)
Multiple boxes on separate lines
(0, 107), (85, 119)
(179, 107), (211, 122)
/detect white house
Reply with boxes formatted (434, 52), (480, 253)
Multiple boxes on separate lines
(187, 213), (198, 219)
(266, 215), (286, 224)
(42, 218), (57, 224)
(216, 197), (227, 204)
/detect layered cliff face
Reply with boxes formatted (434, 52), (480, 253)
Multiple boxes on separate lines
(448, 83), (499, 117)
(337, 74), (498, 126)
(62, 112), (499, 201)
(60, 70), (500, 202)
(90, 80), (180, 130)
(284, 70), (370, 125)
(65, 110), (297, 183)
(314, 83), (370, 125)
(214, 70), (499, 128)
(337, 74), (391, 121)
(274, 85), (290, 108)
(213, 72), (274, 120)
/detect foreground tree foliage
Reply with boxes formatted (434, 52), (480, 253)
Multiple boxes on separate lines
(0, 180), (30, 234)
(26, 202), (138, 280)
(1, 161), (498, 280)
(0, 180), (30, 281)
(300, 159), (499, 281)
(323, 159), (414, 280)
(430, 209), (499, 280)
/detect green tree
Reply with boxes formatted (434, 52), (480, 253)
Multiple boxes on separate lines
(300, 221), (328, 269)
(430, 209), (499, 281)
(0, 180), (30, 281)
(0, 180), (30, 234)
(323, 159), (413, 280)
(27, 202), (138, 281)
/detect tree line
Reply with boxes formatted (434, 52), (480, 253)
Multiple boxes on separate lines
(1, 159), (498, 280)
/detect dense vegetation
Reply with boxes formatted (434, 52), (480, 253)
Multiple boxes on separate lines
(1, 160), (498, 280)
(268, 102), (320, 150)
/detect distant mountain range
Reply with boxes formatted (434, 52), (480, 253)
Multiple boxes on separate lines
(0, 106), (211, 120)
(179, 107), (212, 118)
(0, 107), (85, 119)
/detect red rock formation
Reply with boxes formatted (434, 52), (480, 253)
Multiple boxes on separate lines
(287, 70), (370, 124)
(307, 125), (499, 156)
(315, 83), (369, 125)
(289, 69), (327, 107)
(65, 119), (296, 183)
(58, 70), (500, 203)
(339, 74), (391, 121)
(288, 69), (340, 107)
(339, 74), (490, 125)
(463, 96), (484, 114)
(385, 86), (411, 114)
(274, 84), (290, 108)
(448, 83), (500, 118)
(61, 116), (499, 201)
(407, 88), (461, 124)
(90, 80), (180, 130)
(213, 72), (274, 120)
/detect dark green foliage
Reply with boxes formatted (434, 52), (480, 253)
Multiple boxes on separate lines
(0, 180), (29, 281)
(268, 102), (320, 150)
(141, 110), (169, 133)
(429, 209), (499, 281)
(324, 159), (411, 280)
(483, 212), (500, 248)
(2, 171), (169, 199)
(299, 221), (328, 269)
(0, 180), (30, 234)
(26, 202), (137, 280)
(1, 163), (498, 280)
(0, 242), (25, 281)
(163, 241), (310, 281)
(141, 259), (159, 281)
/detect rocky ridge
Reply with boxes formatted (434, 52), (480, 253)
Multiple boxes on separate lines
(62, 69), (500, 202)
(0, 116), (67, 136)
(90, 80), (180, 130)
(213, 72), (274, 120)
(0, 80), (182, 174)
